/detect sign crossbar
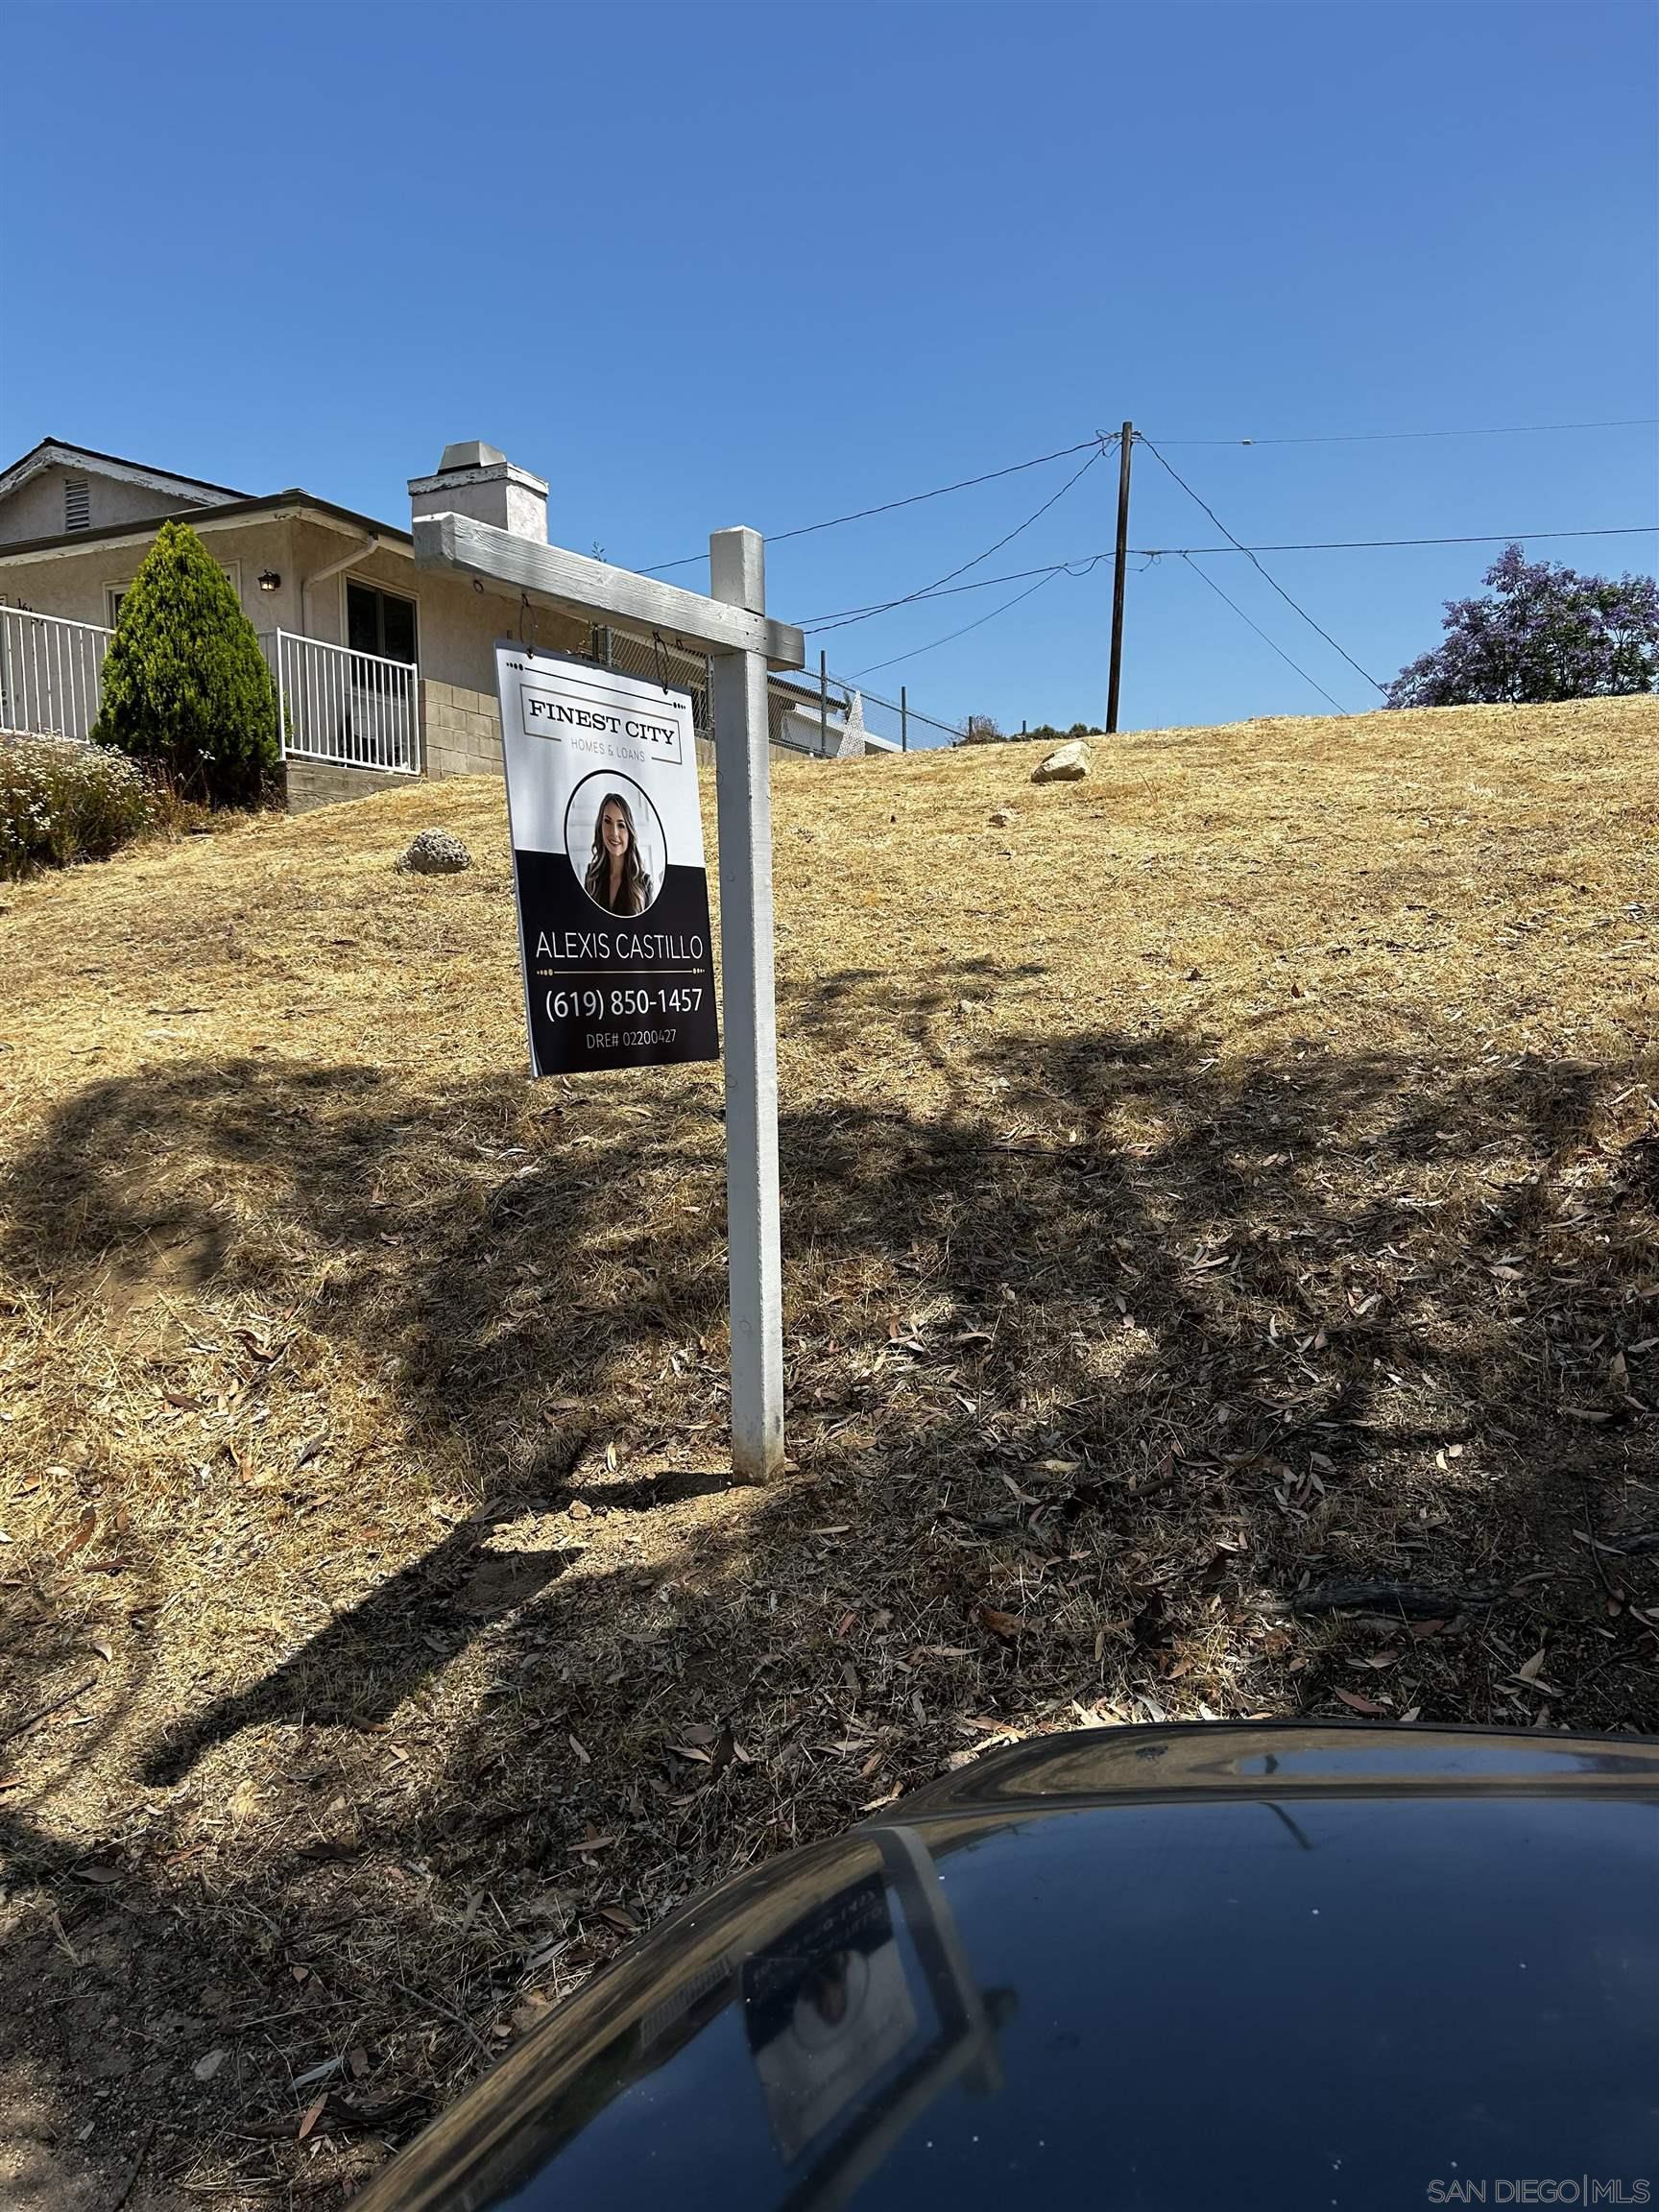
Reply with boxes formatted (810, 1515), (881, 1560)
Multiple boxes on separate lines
(415, 512), (805, 671)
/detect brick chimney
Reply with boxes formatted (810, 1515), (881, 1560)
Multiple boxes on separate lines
(408, 442), (548, 542)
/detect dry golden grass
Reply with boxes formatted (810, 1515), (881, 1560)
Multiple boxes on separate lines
(2, 691), (1658, 2206)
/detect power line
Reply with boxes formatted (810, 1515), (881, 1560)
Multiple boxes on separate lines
(804, 442), (1110, 637)
(805, 556), (1114, 635)
(635, 434), (1106, 574)
(800, 526), (1659, 631)
(837, 543), (1355, 715)
(1152, 416), (1659, 446)
(805, 565), (1086, 632)
(840, 540), (1384, 728)
(1136, 437), (1388, 692)
(1142, 524), (1659, 555)
(636, 419), (1658, 575)
(805, 499), (1655, 714)
(848, 569), (1066, 683)
(1178, 553), (1352, 715)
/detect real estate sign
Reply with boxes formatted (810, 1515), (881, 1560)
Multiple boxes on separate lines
(493, 644), (719, 1075)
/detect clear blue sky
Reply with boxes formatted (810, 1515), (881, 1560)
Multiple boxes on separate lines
(2, 1), (1654, 737)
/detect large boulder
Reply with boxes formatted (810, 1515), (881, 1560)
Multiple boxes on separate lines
(1031, 740), (1092, 783)
(396, 828), (473, 876)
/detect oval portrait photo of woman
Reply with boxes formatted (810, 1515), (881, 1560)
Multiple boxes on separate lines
(564, 771), (668, 919)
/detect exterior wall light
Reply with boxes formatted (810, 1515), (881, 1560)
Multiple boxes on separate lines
(258, 570), (281, 592)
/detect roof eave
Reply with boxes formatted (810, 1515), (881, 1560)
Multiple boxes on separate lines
(0, 436), (252, 508)
(0, 492), (414, 567)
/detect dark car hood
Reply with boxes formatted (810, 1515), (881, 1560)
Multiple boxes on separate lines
(351, 1723), (1659, 2210)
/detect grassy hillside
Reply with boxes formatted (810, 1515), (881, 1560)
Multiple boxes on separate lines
(2, 692), (1657, 2205)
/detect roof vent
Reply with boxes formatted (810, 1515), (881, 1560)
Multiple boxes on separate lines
(64, 476), (90, 532)
(437, 442), (506, 472)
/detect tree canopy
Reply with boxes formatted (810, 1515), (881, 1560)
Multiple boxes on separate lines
(1387, 544), (1659, 709)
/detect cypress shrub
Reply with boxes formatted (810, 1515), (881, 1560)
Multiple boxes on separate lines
(91, 519), (279, 805)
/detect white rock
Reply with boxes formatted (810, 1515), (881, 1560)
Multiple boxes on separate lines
(1031, 740), (1092, 783)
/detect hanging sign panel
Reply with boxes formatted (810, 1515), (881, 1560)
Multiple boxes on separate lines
(493, 643), (720, 1075)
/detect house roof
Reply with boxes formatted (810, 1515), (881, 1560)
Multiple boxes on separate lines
(0, 437), (252, 509)
(769, 670), (850, 704)
(0, 488), (414, 567)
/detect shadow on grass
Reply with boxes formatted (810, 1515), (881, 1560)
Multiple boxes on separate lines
(141, 1520), (580, 1786)
(1, 970), (1656, 2195)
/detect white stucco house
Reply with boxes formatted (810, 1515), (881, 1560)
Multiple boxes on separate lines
(768, 676), (896, 758)
(0, 437), (884, 809)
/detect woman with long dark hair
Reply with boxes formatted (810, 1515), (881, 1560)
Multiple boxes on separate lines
(583, 789), (653, 915)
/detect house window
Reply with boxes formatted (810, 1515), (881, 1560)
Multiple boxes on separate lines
(346, 581), (417, 665)
(108, 561), (238, 628)
(64, 477), (90, 532)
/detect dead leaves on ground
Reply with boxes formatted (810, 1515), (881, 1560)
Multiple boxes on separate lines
(5, 695), (1659, 2198)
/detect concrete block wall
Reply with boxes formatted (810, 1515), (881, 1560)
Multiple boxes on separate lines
(422, 679), (502, 779)
(285, 759), (415, 813)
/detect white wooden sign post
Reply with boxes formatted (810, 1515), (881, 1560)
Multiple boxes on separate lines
(413, 512), (803, 1484)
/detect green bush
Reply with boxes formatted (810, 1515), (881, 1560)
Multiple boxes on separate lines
(91, 519), (279, 805)
(1023, 722), (1099, 745)
(0, 736), (156, 879)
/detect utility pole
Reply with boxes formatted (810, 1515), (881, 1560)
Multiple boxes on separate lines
(1106, 421), (1133, 734)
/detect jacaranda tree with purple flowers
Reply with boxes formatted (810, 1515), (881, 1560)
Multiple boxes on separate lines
(1386, 544), (1659, 709)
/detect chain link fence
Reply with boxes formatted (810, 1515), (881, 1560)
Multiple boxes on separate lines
(823, 672), (964, 752)
(581, 625), (968, 757)
(591, 624), (715, 744)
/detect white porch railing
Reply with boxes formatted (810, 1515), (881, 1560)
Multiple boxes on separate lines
(0, 606), (113, 742)
(263, 630), (421, 775)
(0, 612), (422, 778)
